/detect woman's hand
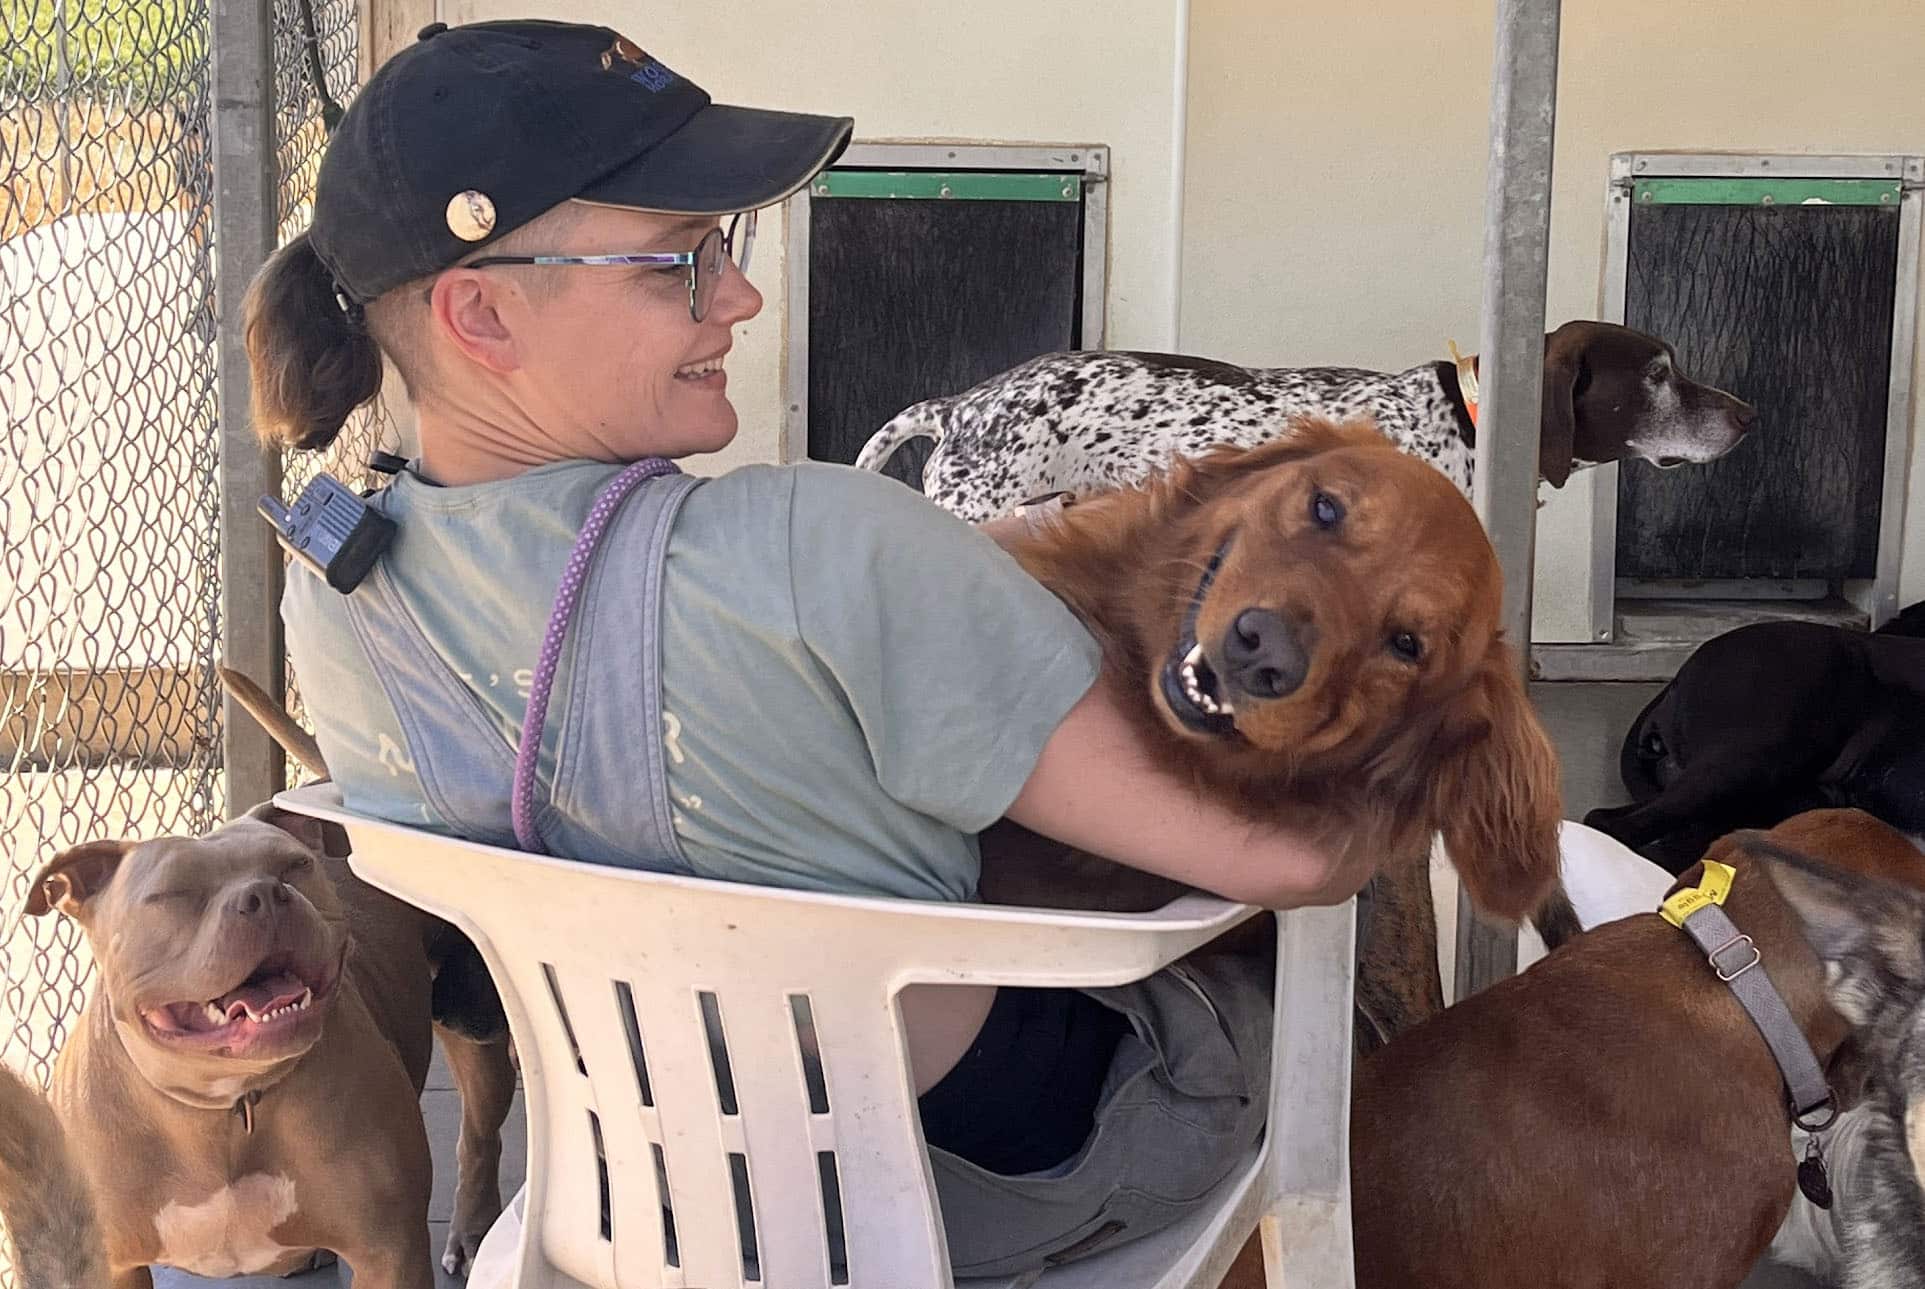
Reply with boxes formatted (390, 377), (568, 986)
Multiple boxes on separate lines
(1004, 675), (1369, 909)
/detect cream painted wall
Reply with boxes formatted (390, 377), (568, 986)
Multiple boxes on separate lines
(446, 0), (1190, 475)
(1181, 0), (1925, 641)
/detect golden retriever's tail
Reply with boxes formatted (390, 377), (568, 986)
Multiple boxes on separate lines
(0, 1061), (107, 1289)
(217, 666), (328, 779)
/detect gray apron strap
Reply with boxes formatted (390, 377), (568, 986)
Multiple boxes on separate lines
(340, 466), (698, 862)
(542, 471), (700, 864)
(343, 562), (520, 846)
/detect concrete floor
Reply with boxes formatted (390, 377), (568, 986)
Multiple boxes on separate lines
(152, 681), (1824, 1289)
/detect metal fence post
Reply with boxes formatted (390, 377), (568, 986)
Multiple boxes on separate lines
(1455, 0), (1562, 1002)
(212, 0), (286, 815)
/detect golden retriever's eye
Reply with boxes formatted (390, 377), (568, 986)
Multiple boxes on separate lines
(1389, 630), (1424, 662)
(1310, 491), (1344, 529)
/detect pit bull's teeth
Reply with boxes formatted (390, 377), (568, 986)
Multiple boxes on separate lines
(204, 1002), (225, 1026)
(251, 989), (316, 1024)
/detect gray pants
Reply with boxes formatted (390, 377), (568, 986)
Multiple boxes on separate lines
(933, 948), (1274, 1277)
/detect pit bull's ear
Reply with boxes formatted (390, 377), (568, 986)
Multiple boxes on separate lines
(26, 840), (131, 918)
(1537, 326), (1582, 489)
(242, 802), (343, 858)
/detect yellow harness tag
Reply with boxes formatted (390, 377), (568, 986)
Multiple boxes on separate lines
(1660, 859), (1737, 928)
(1447, 339), (1480, 426)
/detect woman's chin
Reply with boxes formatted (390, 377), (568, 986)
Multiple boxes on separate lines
(670, 412), (740, 459)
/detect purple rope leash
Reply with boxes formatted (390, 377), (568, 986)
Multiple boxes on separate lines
(512, 457), (680, 852)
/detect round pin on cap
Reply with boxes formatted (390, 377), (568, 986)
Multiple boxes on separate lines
(446, 190), (497, 241)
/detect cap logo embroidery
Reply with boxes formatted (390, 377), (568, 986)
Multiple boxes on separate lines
(445, 190), (497, 242)
(599, 35), (676, 92)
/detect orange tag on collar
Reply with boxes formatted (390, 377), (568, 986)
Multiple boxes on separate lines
(1660, 859), (1736, 928)
(1447, 339), (1480, 427)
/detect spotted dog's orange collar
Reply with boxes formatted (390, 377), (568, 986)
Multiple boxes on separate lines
(1447, 339), (1480, 428)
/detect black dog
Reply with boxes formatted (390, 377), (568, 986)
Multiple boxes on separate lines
(1585, 614), (1925, 872)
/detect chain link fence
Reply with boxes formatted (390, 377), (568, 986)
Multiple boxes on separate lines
(271, 0), (388, 771)
(2, 0), (365, 1278)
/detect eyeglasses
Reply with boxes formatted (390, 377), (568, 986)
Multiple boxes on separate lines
(466, 210), (757, 323)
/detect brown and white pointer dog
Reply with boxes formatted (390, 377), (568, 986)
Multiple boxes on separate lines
(857, 320), (1757, 521)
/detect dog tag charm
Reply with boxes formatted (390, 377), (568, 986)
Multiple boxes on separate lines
(1797, 1138), (1833, 1210)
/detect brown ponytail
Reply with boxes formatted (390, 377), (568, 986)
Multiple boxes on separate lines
(242, 232), (384, 450)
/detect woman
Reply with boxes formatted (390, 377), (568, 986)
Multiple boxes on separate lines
(248, 17), (1370, 1274)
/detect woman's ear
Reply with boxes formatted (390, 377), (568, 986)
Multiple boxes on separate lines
(428, 270), (523, 375)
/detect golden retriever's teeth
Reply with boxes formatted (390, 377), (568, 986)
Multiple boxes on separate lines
(1178, 653), (1235, 719)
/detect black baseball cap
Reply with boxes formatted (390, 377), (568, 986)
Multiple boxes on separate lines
(310, 19), (853, 304)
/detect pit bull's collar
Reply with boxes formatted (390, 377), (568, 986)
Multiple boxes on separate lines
(235, 1089), (263, 1133)
(110, 1012), (295, 1125)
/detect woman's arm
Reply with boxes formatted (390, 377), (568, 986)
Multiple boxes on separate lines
(971, 505), (1366, 908)
(1003, 676), (1371, 909)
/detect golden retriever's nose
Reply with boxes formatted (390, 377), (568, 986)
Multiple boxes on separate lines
(231, 877), (291, 919)
(1223, 609), (1309, 700)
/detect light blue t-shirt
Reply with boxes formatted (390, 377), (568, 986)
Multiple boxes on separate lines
(282, 460), (1100, 902)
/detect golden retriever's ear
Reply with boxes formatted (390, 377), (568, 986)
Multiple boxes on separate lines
(1427, 640), (1563, 922)
(1167, 416), (1391, 501)
(25, 840), (131, 919)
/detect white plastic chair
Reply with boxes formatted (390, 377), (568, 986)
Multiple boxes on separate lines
(275, 783), (1356, 1289)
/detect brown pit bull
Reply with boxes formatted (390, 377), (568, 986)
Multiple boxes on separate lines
(23, 803), (516, 1288)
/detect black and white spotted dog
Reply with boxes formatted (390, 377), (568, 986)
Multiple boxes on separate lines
(1764, 843), (1925, 1289)
(856, 320), (1758, 520)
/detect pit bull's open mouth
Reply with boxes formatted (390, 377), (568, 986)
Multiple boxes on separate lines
(141, 949), (342, 1047)
(1157, 537), (1239, 738)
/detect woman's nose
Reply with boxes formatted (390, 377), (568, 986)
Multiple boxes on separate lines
(710, 257), (763, 326)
